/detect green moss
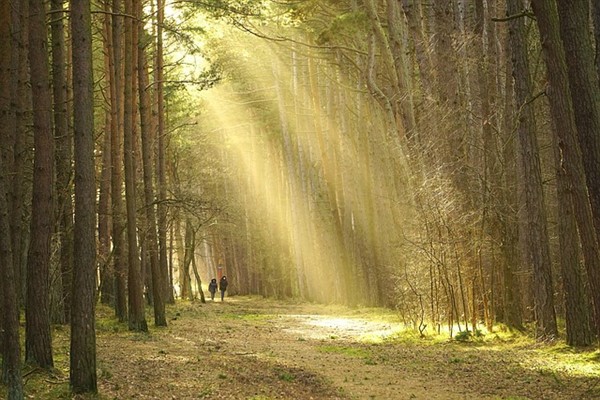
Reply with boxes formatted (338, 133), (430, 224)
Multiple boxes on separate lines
(96, 316), (126, 333)
(278, 372), (295, 382)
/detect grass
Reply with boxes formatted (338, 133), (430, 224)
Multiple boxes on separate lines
(339, 309), (600, 390)
(221, 312), (272, 322)
(393, 323), (600, 385)
(317, 344), (371, 359)
(523, 342), (600, 378)
(278, 371), (295, 382)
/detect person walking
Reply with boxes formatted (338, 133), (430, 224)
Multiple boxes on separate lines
(208, 278), (218, 301)
(219, 276), (228, 301)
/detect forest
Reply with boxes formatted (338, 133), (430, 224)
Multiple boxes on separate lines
(1, 0), (600, 398)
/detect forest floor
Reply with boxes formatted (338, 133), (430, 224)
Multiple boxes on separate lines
(8, 296), (600, 399)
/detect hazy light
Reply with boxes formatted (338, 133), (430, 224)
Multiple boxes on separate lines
(186, 17), (414, 304)
(282, 314), (402, 342)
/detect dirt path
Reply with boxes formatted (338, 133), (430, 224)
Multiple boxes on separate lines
(94, 297), (600, 400)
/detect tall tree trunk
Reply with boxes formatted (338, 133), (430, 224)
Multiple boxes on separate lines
(0, 0), (24, 395)
(531, 0), (597, 344)
(98, 0), (114, 306)
(556, 3), (600, 312)
(473, 0), (495, 331)
(155, 0), (173, 303)
(0, 0), (15, 347)
(111, 0), (127, 322)
(498, 43), (523, 330)
(70, 0), (98, 391)
(26, 0), (55, 368)
(51, 0), (72, 325)
(554, 141), (592, 346)
(556, 0), (600, 236)
(138, 5), (166, 326)
(124, 0), (147, 332)
(10, 0), (29, 310)
(506, 0), (557, 339)
(98, 110), (113, 305)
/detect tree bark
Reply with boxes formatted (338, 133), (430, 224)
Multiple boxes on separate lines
(498, 39), (523, 330)
(26, 0), (55, 368)
(98, 0), (114, 306)
(111, 0), (127, 322)
(183, 219), (195, 300)
(0, 0), (24, 395)
(506, 0), (557, 339)
(191, 251), (206, 303)
(51, 0), (72, 325)
(9, 0), (29, 310)
(402, 0), (434, 102)
(531, 0), (596, 344)
(70, 0), (98, 391)
(473, 0), (501, 331)
(557, 0), (600, 336)
(554, 141), (592, 346)
(124, 0), (147, 332)
(155, 0), (173, 303)
(385, 0), (416, 137)
(175, 217), (190, 299)
(556, 0), (600, 251)
(137, 4), (166, 326)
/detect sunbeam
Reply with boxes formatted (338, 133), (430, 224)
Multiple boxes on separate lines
(193, 26), (416, 306)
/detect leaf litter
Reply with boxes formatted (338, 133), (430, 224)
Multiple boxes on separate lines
(5, 296), (599, 399)
(95, 297), (599, 399)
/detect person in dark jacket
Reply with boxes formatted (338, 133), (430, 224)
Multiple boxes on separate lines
(208, 278), (218, 301)
(219, 276), (228, 301)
